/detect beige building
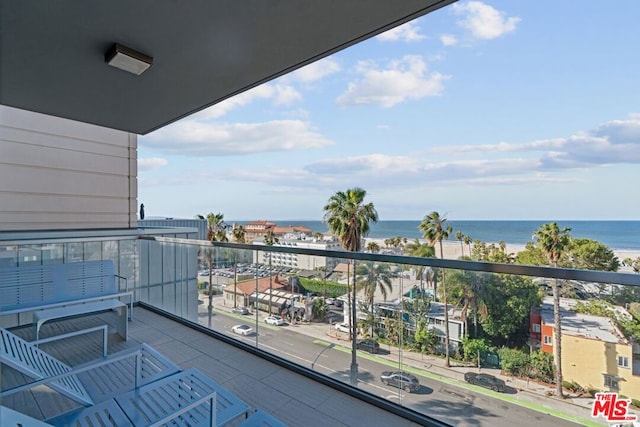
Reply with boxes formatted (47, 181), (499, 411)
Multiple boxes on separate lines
(538, 300), (640, 399)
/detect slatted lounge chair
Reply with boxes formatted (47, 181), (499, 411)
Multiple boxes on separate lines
(0, 328), (180, 406)
(46, 369), (251, 427)
(1, 405), (54, 427)
(45, 399), (133, 427)
(115, 368), (250, 426)
(1, 328), (254, 426)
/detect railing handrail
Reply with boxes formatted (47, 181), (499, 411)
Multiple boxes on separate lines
(138, 235), (640, 286)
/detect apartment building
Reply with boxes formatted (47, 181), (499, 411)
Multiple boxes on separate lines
(530, 299), (640, 399)
(252, 236), (343, 271)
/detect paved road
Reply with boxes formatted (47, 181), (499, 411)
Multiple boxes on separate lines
(205, 309), (581, 427)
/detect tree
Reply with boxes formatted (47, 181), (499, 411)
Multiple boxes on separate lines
(230, 224), (246, 310)
(311, 298), (327, 321)
(447, 270), (488, 338)
(414, 319), (439, 356)
(534, 222), (571, 398)
(463, 235), (473, 258)
(514, 241), (547, 266)
(323, 187), (378, 386)
(462, 337), (489, 368)
(264, 230), (279, 314)
(232, 224), (246, 243)
(567, 238), (619, 271)
(455, 230), (464, 257)
(404, 239), (436, 293)
(623, 257), (640, 273)
(356, 262), (392, 338)
(480, 274), (541, 345)
(197, 212), (228, 311)
(419, 211), (453, 367)
(366, 241), (381, 253)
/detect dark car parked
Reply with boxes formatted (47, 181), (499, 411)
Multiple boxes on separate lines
(464, 372), (506, 392)
(232, 306), (250, 315)
(356, 339), (380, 354)
(380, 371), (420, 393)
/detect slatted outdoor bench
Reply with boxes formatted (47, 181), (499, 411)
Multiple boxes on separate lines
(0, 260), (132, 340)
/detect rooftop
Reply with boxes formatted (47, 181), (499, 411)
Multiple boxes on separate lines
(541, 298), (627, 344)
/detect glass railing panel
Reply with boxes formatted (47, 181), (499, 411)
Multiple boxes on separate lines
(134, 237), (640, 427)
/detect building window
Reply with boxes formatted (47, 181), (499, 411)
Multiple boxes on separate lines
(604, 375), (619, 390)
(618, 356), (630, 368)
(543, 335), (552, 345)
(532, 324), (541, 333)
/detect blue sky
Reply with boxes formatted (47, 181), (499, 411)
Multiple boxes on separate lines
(138, 1), (640, 221)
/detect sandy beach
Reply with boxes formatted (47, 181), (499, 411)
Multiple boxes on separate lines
(364, 238), (640, 272)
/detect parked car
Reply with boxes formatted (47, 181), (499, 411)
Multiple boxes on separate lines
(356, 339), (380, 353)
(325, 297), (335, 305)
(264, 315), (284, 326)
(232, 306), (249, 315)
(464, 372), (506, 392)
(380, 371), (420, 393)
(335, 322), (350, 333)
(231, 324), (253, 336)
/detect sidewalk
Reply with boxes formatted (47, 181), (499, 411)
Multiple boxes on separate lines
(205, 297), (624, 427)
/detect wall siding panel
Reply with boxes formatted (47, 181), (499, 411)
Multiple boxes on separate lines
(0, 106), (137, 230)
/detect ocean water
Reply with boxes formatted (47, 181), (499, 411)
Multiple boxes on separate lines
(255, 220), (640, 252)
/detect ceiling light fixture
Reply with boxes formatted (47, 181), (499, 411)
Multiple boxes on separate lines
(105, 43), (153, 75)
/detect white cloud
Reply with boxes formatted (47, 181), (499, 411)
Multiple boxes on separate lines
(273, 84), (302, 105)
(452, 1), (520, 40)
(140, 120), (333, 156)
(377, 21), (426, 42)
(288, 58), (341, 83)
(440, 34), (458, 46)
(336, 55), (450, 108)
(427, 114), (640, 166)
(138, 157), (168, 171)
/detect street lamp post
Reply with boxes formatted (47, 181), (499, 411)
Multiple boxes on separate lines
(350, 260), (358, 386)
(312, 343), (335, 370)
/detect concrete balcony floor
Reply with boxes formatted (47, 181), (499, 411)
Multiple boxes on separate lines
(0, 307), (429, 426)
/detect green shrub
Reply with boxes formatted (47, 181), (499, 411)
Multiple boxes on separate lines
(498, 348), (530, 377)
(298, 277), (347, 298)
(562, 380), (582, 393)
(586, 387), (599, 397)
(631, 398), (640, 409)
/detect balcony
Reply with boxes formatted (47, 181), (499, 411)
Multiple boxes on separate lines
(2, 232), (639, 426)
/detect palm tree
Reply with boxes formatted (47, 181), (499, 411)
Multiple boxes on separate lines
(197, 212), (227, 311)
(231, 224), (246, 308)
(366, 241), (381, 253)
(464, 235), (472, 257)
(232, 224), (246, 243)
(455, 230), (464, 257)
(449, 271), (488, 338)
(534, 222), (571, 398)
(404, 239), (436, 293)
(323, 187), (378, 386)
(356, 262), (392, 339)
(264, 230), (279, 314)
(419, 211), (453, 367)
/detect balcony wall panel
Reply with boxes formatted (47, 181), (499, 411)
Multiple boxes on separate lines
(0, 105), (137, 231)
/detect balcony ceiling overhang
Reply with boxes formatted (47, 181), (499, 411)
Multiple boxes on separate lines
(0, 0), (455, 135)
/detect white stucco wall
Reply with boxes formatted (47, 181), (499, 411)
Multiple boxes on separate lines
(0, 105), (138, 231)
